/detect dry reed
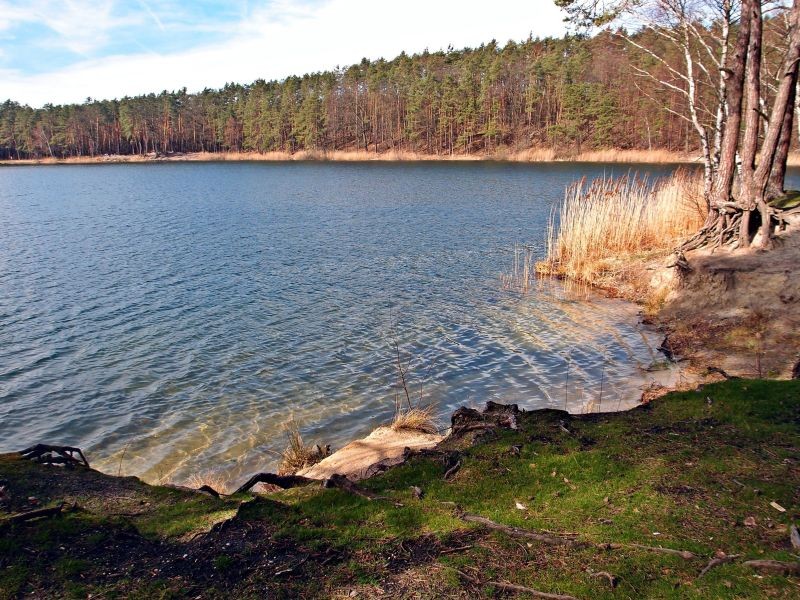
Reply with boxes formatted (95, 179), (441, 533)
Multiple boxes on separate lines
(2, 147), (752, 166)
(277, 419), (330, 475)
(390, 405), (439, 435)
(185, 471), (231, 495)
(538, 170), (705, 293)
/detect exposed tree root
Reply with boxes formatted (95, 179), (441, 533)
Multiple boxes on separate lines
(679, 204), (794, 253)
(460, 512), (701, 562)
(1, 502), (66, 529)
(744, 560), (800, 576)
(460, 513), (582, 546)
(698, 553), (741, 578)
(323, 473), (403, 506)
(455, 568), (579, 600)
(589, 571), (618, 588)
(20, 444), (90, 468)
(233, 472), (315, 494)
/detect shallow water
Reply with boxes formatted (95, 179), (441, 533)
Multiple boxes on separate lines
(0, 161), (740, 484)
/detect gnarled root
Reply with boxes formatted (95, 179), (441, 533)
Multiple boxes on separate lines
(20, 444), (90, 468)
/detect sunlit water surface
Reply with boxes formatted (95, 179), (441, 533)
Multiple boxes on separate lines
(4, 161), (774, 485)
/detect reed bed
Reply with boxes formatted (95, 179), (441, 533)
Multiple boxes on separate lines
(538, 170), (705, 296)
(5, 147), (754, 166)
(567, 148), (698, 164)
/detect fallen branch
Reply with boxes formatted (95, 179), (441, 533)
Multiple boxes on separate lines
(20, 444), (90, 468)
(234, 472), (315, 494)
(615, 543), (696, 560)
(743, 560), (800, 576)
(1, 502), (66, 528)
(455, 569), (579, 600)
(460, 513), (581, 546)
(443, 460), (462, 480)
(439, 544), (474, 555)
(698, 553), (741, 578)
(589, 571), (618, 588)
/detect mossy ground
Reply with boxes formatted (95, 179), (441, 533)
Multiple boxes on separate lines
(1, 379), (798, 598)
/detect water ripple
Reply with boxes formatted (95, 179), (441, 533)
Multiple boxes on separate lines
(0, 161), (752, 485)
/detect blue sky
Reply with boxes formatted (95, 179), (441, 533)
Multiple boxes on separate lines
(0, 1), (568, 107)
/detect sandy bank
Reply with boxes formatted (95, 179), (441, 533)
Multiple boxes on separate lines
(297, 426), (443, 481)
(622, 222), (800, 381)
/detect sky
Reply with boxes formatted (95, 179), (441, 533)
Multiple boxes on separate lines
(0, 0), (569, 107)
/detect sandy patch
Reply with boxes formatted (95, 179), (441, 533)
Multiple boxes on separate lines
(297, 427), (443, 481)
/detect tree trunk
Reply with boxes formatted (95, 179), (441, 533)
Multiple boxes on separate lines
(753, 0), (800, 248)
(738, 0), (763, 248)
(710, 0), (753, 220)
(767, 77), (797, 199)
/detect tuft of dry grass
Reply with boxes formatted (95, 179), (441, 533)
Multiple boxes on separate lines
(185, 471), (231, 495)
(277, 420), (330, 475)
(537, 170), (705, 296)
(390, 404), (439, 435)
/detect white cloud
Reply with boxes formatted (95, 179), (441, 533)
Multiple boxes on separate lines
(3, 0), (568, 106)
(0, 0), (140, 55)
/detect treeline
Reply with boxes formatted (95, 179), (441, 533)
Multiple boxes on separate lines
(0, 29), (787, 159)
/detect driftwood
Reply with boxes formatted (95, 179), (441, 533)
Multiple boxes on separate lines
(234, 472), (315, 494)
(743, 560), (800, 576)
(20, 444), (89, 468)
(455, 568), (578, 600)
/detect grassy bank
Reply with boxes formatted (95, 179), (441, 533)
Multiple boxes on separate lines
(0, 148), (720, 166)
(1, 379), (798, 598)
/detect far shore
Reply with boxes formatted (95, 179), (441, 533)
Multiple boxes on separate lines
(5, 147), (787, 166)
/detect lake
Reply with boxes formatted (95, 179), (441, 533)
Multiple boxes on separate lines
(0, 161), (734, 484)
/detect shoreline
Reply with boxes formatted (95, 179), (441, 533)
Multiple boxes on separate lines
(1, 148), (712, 166)
(2, 379), (798, 598)
(5, 148), (800, 167)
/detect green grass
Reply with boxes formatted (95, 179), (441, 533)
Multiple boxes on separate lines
(0, 379), (797, 598)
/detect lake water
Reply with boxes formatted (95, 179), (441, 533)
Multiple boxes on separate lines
(0, 161), (729, 485)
